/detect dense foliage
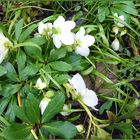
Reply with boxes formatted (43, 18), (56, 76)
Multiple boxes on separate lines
(0, 0), (140, 139)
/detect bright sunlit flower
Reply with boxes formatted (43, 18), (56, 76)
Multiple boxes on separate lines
(69, 73), (98, 110)
(74, 27), (95, 56)
(35, 78), (47, 90)
(39, 97), (51, 115)
(114, 13), (125, 27)
(52, 16), (76, 48)
(38, 22), (53, 35)
(111, 38), (120, 51)
(0, 33), (13, 64)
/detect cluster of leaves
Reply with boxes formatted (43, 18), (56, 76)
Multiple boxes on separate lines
(0, 0), (140, 139)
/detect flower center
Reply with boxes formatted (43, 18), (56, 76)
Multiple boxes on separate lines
(4, 41), (12, 48)
(74, 39), (82, 48)
(53, 27), (61, 35)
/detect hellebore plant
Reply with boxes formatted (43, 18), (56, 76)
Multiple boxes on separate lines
(69, 73), (98, 110)
(38, 16), (76, 48)
(38, 16), (95, 56)
(52, 16), (76, 48)
(74, 27), (95, 56)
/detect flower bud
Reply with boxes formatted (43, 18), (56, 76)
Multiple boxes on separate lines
(39, 97), (51, 115)
(120, 30), (127, 36)
(60, 104), (71, 116)
(111, 38), (120, 51)
(114, 13), (125, 27)
(112, 26), (119, 35)
(45, 90), (54, 98)
(76, 124), (85, 133)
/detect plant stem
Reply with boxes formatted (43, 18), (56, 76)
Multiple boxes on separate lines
(17, 92), (22, 107)
(31, 129), (38, 140)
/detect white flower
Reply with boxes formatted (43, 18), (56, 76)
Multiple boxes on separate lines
(0, 33), (13, 64)
(38, 22), (52, 35)
(69, 73), (98, 110)
(111, 38), (120, 51)
(60, 104), (71, 116)
(39, 97), (51, 115)
(35, 78), (47, 90)
(74, 27), (95, 56)
(52, 16), (76, 48)
(112, 26), (119, 35)
(76, 124), (85, 133)
(114, 13), (125, 27)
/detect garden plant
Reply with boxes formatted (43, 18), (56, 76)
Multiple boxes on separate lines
(0, 0), (140, 139)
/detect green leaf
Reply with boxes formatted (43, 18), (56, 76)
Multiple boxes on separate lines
(24, 44), (42, 61)
(48, 48), (66, 62)
(99, 101), (113, 114)
(53, 74), (70, 85)
(5, 97), (17, 122)
(5, 63), (19, 82)
(19, 24), (36, 43)
(43, 121), (77, 139)
(3, 123), (32, 139)
(65, 53), (89, 71)
(0, 65), (7, 76)
(27, 36), (47, 45)
(96, 127), (111, 139)
(110, 122), (132, 136)
(42, 93), (65, 123)
(20, 64), (40, 80)
(1, 84), (21, 97)
(49, 61), (72, 72)
(98, 7), (109, 22)
(15, 19), (24, 41)
(0, 98), (10, 113)
(24, 94), (40, 124)
(16, 49), (26, 73)
(114, 4), (138, 16)
(113, 0), (135, 7)
(15, 106), (31, 124)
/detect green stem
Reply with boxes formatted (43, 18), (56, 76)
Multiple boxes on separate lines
(8, 10), (21, 34)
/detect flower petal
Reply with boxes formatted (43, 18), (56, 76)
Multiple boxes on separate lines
(39, 97), (51, 115)
(52, 34), (62, 48)
(38, 22), (46, 34)
(119, 15), (124, 21)
(60, 104), (70, 116)
(63, 21), (76, 31)
(112, 26), (119, 35)
(82, 35), (95, 47)
(35, 78), (47, 90)
(0, 48), (8, 64)
(75, 27), (85, 40)
(59, 32), (74, 45)
(80, 89), (98, 109)
(75, 46), (90, 56)
(69, 73), (86, 92)
(53, 16), (65, 28)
